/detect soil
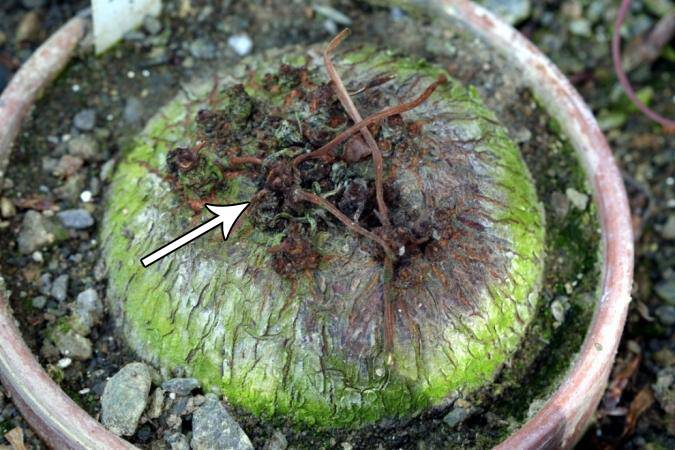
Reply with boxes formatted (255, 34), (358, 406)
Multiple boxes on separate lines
(0, 0), (672, 449)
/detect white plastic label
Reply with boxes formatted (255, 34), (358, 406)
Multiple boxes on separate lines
(91, 0), (162, 54)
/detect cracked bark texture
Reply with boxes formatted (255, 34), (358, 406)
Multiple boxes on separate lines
(101, 45), (545, 427)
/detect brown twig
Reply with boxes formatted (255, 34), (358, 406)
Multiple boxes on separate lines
(348, 73), (396, 96)
(293, 75), (447, 167)
(612, 0), (675, 131)
(323, 29), (392, 227)
(228, 155), (264, 166)
(292, 188), (396, 261)
(383, 257), (396, 357)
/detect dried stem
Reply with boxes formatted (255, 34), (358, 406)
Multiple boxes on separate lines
(383, 256), (395, 356)
(292, 188), (396, 261)
(228, 155), (263, 166)
(293, 75), (447, 167)
(324, 29), (392, 227)
(612, 0), (675, 131)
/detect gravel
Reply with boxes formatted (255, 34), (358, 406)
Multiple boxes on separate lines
(123, 97), (144, 124)
(443, 399), (474, 427)
(264, 430), (288, 450)
(191, 394), (253, 450)
(73, 109), (96, 131)
(17, 210), (61, 254)
(161, 377), (201, 396)
(0, 197), (16, 218)
(662, 215), (675, 240)
(52, 154), (84, 178)
(72, 288), (103, 334)
(51, 328), (92, 360)
(655, 305), (675, 326)
(50, 274), (68, 302)
(15, 11), (41, 43)
(143, 16), (163, 35)
(57, 208), (94, 229)
(166, 432), (190, 450)
(190, 38), (218, 59)
(31, 295), (47, 309)
(67, 135), (100, 161)
(227, 34), (252, 56)
(101, 362), (153, 436)
(655, 279), (675, 305)
(477, 0), (531, 25)
(146, 387), (165, 419)
(565, 187), (589, 211)
(653, 367), (675, 415)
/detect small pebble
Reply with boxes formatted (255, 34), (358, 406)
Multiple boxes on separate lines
(67, 135), (100, 161)
(166, 432), (190, 450)
(51, 274), (69, 302)
(312, 4), (352, 25)
(123, 97), (144, 124)
(191, 394), (253, 450)
(0, 197), (16, 218)
(478, 0), (531, 25)
(57, 357), (72, 369)
(190, 38), (218, 59)
(101, 362), (153, 436)
(565, 187), (589, 211)
(80, 190), (93, 203)
(655, 279), (675, 305)
(53, 155), (84, 178)
(227, 34), (253, 56)
(21, 0), (46, 7)
(443, 399), (473, 427)
(73, 109), (96, 131)
(31, 296), (47, 309)
(661, 215), (675, 240)
(161, 377), (201, 396)
(143, 15), (162, 35)
(17, 211), (62, 254)
(655, 305), (675, 326)
(72, 288), (103, 335)
(52, 328), (92, 360)
(57, 209), (94, 229)
(15, 11), (41, 42)
(146, 388), (165, 419)
(264, 430), (288, 450)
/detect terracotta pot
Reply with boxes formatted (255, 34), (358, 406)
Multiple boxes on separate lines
(0, 2), (633, 449)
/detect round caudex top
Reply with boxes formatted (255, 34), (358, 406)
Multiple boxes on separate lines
(102, 35), (545, 427)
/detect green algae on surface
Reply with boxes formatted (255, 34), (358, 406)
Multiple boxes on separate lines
(101, 45), (545, 427)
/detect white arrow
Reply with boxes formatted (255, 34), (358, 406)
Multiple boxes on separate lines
(140, 202), (249, 268)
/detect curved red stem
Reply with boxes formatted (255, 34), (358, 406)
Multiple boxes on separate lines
(612, 0), (675, 131)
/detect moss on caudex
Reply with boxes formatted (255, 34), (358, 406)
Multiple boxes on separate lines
(101, 44), (545, 427)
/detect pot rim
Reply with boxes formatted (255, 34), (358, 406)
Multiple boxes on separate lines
(0, 2), (633, 449)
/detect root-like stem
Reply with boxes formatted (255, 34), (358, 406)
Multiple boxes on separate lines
(323, 29), (392, 228)
(292, 75), (447, 167)
(292, 188), (396, 261)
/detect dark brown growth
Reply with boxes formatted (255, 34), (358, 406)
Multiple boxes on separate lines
(164, 30), (446, 355)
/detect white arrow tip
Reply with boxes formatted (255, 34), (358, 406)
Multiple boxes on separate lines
(205, 203), (249, 240)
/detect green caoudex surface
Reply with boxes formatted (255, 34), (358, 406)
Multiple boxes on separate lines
(101, 45), (545, 427)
